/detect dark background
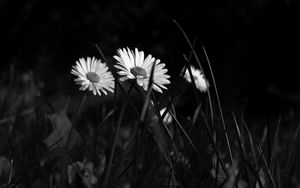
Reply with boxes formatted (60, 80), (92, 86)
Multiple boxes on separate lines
(1, 0), (299, 120)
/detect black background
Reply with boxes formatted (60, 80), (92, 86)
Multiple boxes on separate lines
(1, 0), (299, 118)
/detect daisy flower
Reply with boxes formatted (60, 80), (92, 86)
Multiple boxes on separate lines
(183, 65), (209, 92)
(71, 57), (115, 96)
(114, 48), (170, 93)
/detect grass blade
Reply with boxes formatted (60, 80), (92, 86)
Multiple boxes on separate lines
(285, 123), (300, 170)
(140, 59), (155, 122)
(202, 46), (233, 165)
(201, 111), (229, 178)
(102, 102), (127, 187)
(257, 146), (277, 188)
(242, 120), (259, 169)
(169, 110), (201, 157)
(270, 117), (280, 175)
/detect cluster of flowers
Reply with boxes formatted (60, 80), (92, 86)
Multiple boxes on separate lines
(71, 47), (209, 96)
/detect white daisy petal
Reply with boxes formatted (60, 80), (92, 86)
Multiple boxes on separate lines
(152, 84), (163, 93)
(143, 56), (155, 71)
(134, 48), (140, 67)
(79, 59), (88, 74)
(138, 51), (144, 67)
(120, 76), (130, 81)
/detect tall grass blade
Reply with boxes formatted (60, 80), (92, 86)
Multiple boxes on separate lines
(151, 99), (188, 169)
(201, 111), (229, 177)
(96, 107), (116, 129)
(182, 54), (200, 105)
(285, 123), (300, 171)
(192, 103), (201, 125)
(287, 147), (298, 188)
(257, 146), (277, 188)
(102, 102), (127, 187)
(243, 157), (265, 188)
(169, 110), (201, 157)
(180, 39), (196, 78)
(259, 126), (268, 148)
(242, 121), (259, 169)
(243, 120), (265, 188)
(232, 113), (244, 153)
(270, 117), (280, 175)
(285, 123), (300, 187)
(66, 94), (86, 147)
(140, 60), (155, 122)
(232, 113), (252, 187)
(202, 46), (233, 164)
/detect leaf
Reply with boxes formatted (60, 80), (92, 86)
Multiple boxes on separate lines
(44, 111), (81, 150)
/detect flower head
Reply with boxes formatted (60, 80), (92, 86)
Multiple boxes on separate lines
(114, 48), (170, 93)
(183, 65), (209, 92)
(71, 57), (114, 95)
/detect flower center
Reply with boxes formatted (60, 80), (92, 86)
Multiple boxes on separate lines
(130, 66), (147, 78)
(86, 72), (100, 83)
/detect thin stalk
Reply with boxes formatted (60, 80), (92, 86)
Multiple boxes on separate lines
(270, 117), (280, 175)
(243, 156), (264, 188)
(232, 113), (251, 188)
(140, 60), (155, 122)
(152, 97), (190, 169)
(167, 153), (177, 187)
(257, 146), (277, 188)
(201, 111), (229, 177)
(287, 147), (298, 188)
(94, 107), (116, 164)
(285, 123), (300, 172)
(202, 46), (233, 164)
(214, 156), (219, 188)
(102, 103), (127, 187)
(182, 51), (200, 105)
(66, 94), (86, 148)
(133, 126), (141, 188)
(8, 159), (13, 184)
(242, 121), (259, 169)
(96, 107), (116, 130)
(114, 121), (139, 177)
(169, 110), (201, 158)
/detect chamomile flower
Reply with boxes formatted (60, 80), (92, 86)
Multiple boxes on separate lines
(114, 48), (170, 93)
(71, 57), (114, 96)
(183, 65), (209, 92)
